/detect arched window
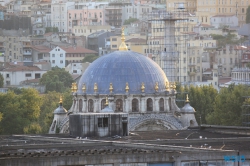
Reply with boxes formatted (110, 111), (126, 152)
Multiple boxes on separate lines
(169, 98), (172, 110)
(147, 98), (153, 111)
(88, 99), (94, 112)
(132, 98), (139, 112)
(101, 99), (106, 110)
(159, 98), (164, 111)
(115, 99), (123, 112)
(79, 99), (83, 112)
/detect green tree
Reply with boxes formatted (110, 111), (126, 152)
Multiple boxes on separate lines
(210, 33), (243, 47)
(40, 67), (74, 93)
(0, 73), (3, 88)
(45, 27), (59, 33)
(39, 90), (72, 133)
(206, 84), (250, 126)
(123, 18), (138, 25)
(246, 6), (250, 23)
(82, 54), (99, 63)
(0, 88), (42, 134)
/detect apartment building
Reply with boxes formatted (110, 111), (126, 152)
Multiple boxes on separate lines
(51, 1), (75, 32)
(122, 4), (152, 22)
(166, 0), (196, 12)
(197, 0), (250, 26)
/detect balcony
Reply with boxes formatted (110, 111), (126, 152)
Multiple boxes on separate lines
(188, 72), (196, 76)
(23, 50), (32, 55)
(241, 59), (250, 63)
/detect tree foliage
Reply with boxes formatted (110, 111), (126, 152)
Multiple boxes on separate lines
(82, 54), (99, 63)
(210, 33), (245, 47)
(123, 18), (138, 25)
(246, 6), (250, 23)
(45, 27), (59, 33)
(0, 88), (72, 134)
(0, 73), (3, 88)
(40, 67), (74, 93)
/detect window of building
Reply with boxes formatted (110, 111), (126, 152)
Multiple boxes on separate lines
(60, 54), (63, 57)
(25, 73), (31, 77)
(115, 99), (123, 112)
(147, 98), (153, 111)
(98, 117), (108, 127)
(112, 45), (117, 48)
(112, 38), (117, 41)
(79, 99), (82, 112)
(52, 60), (55, 64)
(35, 73), (41, 79)
(159, 98), (164, 111)
(88, 99), (94, 112)
(6, 74), (9, 78)
(52, 54), (55, 57)
(60, 60), (63, 64)
(101, 99), (106, 110)
(132, 98), (139, 112)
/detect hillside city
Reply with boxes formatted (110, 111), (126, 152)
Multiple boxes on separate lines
(0, 0), (249, 92)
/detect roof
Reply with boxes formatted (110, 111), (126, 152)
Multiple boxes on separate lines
(32, 45), (51, 53)
(43, 32), (53, 37)
(125, 38), (146, 43)
(61, 46), (97, 54)
(78, 51), (168, 94)
(2, 66), (42, 72)
(195, 24), (213, 28)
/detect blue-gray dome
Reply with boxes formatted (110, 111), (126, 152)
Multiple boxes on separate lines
(54, 105), (67, 114)
(78, 51), (168, 94)
(181, 103), (195, 113)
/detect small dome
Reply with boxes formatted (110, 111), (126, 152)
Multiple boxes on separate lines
(78, 51), (168, 94)
(181, 103), (195, 113)
(54, 105), (67, 114)
(100, 106), (114, 113)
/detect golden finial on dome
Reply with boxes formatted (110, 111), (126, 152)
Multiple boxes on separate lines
(105, 97), (109, 106)
(94, 83), (98, 93)
(59, 95), (63, 104)
(173, 82), (176, 90)
(125, 82), (129, 93)
(109, 83), (113, 93)
(74, 83), (78, 92)
(82, 83), (86, 93)
(165, 81), (170, 91)
(141, 82), (145, 93)
(119, 27), (128, 51)
(155, 82), (159, 92)
(186, 94), (190, 102)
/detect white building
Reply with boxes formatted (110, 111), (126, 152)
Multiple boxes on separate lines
(51, 1), (75, 32)
(49, 46), (66, 68)
(122, 4), (152, 23)
(0, 65), (46, 86)
(210, 15), (238, 28)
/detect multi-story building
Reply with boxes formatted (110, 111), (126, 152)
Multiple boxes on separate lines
(210, 14), (238, 28)
(51, 1), (75, 33)
(68, 8), (105, 33)
(72, 25), (111, 37)
(105, 2), (126, 27)
(49, 46), (97, 68)
(197, 0), (250, 26)
(166, 0), (196, 12)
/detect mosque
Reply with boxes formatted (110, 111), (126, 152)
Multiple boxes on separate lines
(49, 29), (198, 137)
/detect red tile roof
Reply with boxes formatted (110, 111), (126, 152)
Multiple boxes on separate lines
(43, 32), (53, 37)
(61, 46), (97, 54)
(32, 45), (51, 53)
(3, 66), (42, 72)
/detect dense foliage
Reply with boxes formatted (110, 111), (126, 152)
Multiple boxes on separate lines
(82, 54), (99, 63)
(210, 33), (246, 47)
(0, 73), (3, 88)
(40, 67), (74, 92)
(45, 27), (59, 33)
(123, 18), (138, 25)
(177, 84), (250, 126)
(0, 88), (72, 134)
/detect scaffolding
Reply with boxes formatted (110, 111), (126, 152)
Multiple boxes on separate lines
(147, 3), (189, 83)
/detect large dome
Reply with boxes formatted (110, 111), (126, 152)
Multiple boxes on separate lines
(78, 51), (168, 94)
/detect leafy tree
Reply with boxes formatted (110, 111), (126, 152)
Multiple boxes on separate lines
(82, 54), (99, 63)
(0, 73), (3, 88)
(123, 18), (138, 25)
(40, 67), (74, 93)
(206, 84), (250, 126)
(45, 27), (59, 33)
(39, 90), (72, 133)
(246, 6), (250, 23)
(210, 33), (244, 47)
(0, 88), (42, 134)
